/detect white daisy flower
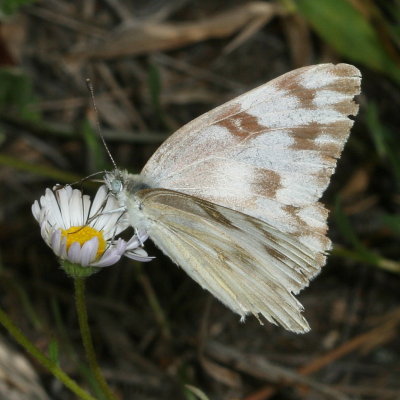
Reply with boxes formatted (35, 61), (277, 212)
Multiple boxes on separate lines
(32, 185), (152, 277)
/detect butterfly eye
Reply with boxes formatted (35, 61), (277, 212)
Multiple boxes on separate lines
(110, 179), (123, 194)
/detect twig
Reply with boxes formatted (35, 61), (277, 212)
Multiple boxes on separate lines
(246, 308), (400, 399)
(298, 325), (396, 376)
(205, 341), (349, 400)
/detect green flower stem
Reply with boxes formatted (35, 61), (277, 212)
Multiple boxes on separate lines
(0, 307), (97, 400)
(74, 278), (118, 400)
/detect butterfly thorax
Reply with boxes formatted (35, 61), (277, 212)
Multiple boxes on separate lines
(104, 169), (152, 230)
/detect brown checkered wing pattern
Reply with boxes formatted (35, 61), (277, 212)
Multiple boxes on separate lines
(119, 64), (361, 332)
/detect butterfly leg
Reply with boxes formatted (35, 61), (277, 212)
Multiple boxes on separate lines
(134, 227), (144, 246)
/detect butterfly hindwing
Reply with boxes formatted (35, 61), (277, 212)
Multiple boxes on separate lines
(134, 188), (329, 332)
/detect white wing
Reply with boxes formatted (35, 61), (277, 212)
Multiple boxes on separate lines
(134, 189), (326, 333)
(141, 64), (361, 258)
(114, 64), (361, 332)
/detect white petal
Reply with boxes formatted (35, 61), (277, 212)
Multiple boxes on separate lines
(80, 237), (99, 266)
(31, 201), (41, 221)
(89, 186), (108, 218)
(40, 221), (51, 244)
(82, 194), (91, 223)
(125, 248), (154, 262)
(55, 185), (72, 199)
(91, 253), (121, 267)
(69, 189), (85, 226)
(92, 201), (120, 231)
(59, 238), (68, 259)
(91, 246), (121, 267)
(114, 238), (128, 253)
(38, 207), (48, 226)
(50, 230), (63, 257)
(67, 242), (82, 264)
(125, 231), (149, 250)
(55, 188), (72, 229)
(44, 189), (64, 228)
(126, 237), (140, 250)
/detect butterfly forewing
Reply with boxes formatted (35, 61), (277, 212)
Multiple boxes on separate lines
(141, 64), (361, 258)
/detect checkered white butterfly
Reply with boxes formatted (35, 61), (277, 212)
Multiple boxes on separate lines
(104, 64), (361, 333)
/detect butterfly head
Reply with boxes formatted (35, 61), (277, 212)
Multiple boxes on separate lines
(108, 173), (124, 195)
(103, 169), (151, 230)
(104, 169), (123, 195)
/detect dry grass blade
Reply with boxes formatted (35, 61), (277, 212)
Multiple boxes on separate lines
(222, 8), (279, 55)
(66, 2), (284, 60)
(199, 355), (243, 389)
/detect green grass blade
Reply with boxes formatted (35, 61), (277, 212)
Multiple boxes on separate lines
(185, 385), (210, 400)
(0, 154), (82, 182)
(295, 0), (400, 83)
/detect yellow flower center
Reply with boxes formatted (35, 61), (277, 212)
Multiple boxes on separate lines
(61, 226), (106, 258)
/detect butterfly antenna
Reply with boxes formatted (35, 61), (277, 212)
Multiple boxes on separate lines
(86, 78), (118, 171)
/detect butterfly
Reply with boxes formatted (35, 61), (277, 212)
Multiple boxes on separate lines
(104, 63), (361, 333)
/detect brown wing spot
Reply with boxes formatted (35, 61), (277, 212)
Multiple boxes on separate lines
(289, 120), (353, 151)
(214, 102), (242, 121)
(297, 89), (318, 110)
(290, 135), (343, 160)
(274, 73), (318, 110)
(323, 79), (361, 96)
(290, 123), (325, 141)
(332, 64), (361, 79)
(284, 205), (328, 237)
(194, 199), (240, 230)
(252, 168), (282, 198)
(314, 252), (327, 267)
(334, 99), (359, 116)
(274, 65), (360, 111)
(217, 110), (266, 138)
(274, 72), (301, 92)
(289, 121), (352, 169)
(284, 205), (307, 232)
